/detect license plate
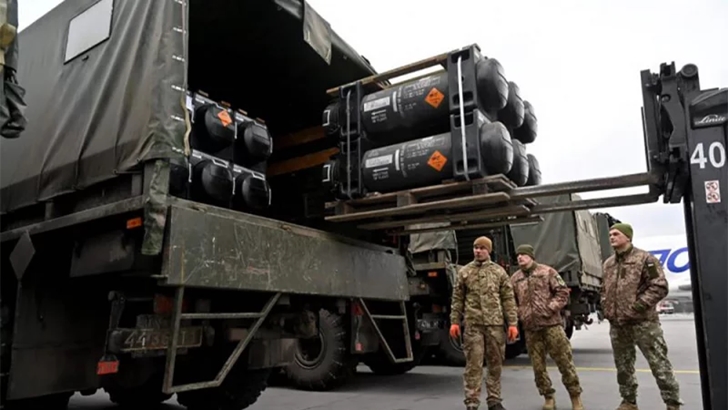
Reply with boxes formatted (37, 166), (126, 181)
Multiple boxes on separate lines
(119, 327), (204, 352)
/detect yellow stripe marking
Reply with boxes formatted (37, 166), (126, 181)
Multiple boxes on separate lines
(504, 365), (699, 375)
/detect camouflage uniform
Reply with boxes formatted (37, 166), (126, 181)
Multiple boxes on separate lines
(511, 260), (583, 400)
(602, 241), (682, 407)
(451, 257), (518, 408)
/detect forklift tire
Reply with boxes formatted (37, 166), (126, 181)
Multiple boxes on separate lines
(285, 309), (357, 391)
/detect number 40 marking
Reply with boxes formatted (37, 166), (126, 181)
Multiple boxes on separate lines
(690, 141), (726, 169)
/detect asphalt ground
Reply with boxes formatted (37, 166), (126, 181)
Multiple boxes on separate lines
(67, 314), (703, 410)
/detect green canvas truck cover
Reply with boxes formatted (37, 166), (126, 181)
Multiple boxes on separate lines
(509, 193), (603, 288)
(1, 0), (378, 253)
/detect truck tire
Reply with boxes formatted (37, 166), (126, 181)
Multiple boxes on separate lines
(505, 337), (526, 359)
(564, 317), (575, 340)
(177, 368), (271, 410)
(285, 308), (357, 391)
(362, 340), (429, 376)
(106, 377), (173, 407)
(4, 392), (73, 410)
(436, 327), (466, 367)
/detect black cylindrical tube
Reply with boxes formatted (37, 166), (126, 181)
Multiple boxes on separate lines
(477, 58), (510, 112)
(191, 104), (236, 154)
(497, 81), (525, 129)
(234, 121), (273, 164)
(233, 168), (271, 211)
(506, 139), (529, 187)
(362, 132), (453, 193)
(360, 121), (515, 193)
(360, 72), (450, 145)
(191, 159), (234, 205)
(323, 58), (510, 146)
(513, 101), (537, 144)
(525, 153), (542, 186)
(480, 121), (514, 176)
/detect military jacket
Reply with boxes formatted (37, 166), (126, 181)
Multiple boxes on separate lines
(450, 259), (518, 327)
(601, 245), (668, 325)
(510, 263), (570, 331)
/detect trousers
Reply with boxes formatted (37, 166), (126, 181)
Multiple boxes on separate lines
(462, 324), (505, 407)
(524, 325), (582, 397)
(609, 321), (681, 405)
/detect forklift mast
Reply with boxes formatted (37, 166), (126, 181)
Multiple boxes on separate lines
(641, 62), (727, 410)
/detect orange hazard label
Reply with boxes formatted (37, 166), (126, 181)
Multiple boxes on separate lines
(425, 87), (445, 108)
(217, 110), (233, 128)
(427, 150), (447, 172)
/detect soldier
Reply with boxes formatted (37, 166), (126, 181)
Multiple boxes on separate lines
(450, 236), (519, 410)
(510, 244), (584, 410)
(601, 223), (682, 410)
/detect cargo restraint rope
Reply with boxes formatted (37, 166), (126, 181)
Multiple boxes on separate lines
(457, 56), (469, 181)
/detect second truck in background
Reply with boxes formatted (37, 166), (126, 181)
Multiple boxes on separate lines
(411, 193), (613, 365)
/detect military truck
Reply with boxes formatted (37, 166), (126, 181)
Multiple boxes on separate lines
(0, 1), (420, 409)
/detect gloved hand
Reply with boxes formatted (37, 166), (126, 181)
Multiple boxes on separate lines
(507, 325), (519, 342)
(449, 324), (461, 339)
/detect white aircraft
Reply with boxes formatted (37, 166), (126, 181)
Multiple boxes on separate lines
(633, 235), (692, 298)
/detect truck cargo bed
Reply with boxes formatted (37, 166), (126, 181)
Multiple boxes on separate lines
(159, 198), (408, 300)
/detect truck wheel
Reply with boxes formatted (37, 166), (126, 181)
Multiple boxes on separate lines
(106, 378), (173, 407)
(436, 327), (466, 367)
(505, 337), (526, 359)
(285, 309), (357, 391)
(564, 318), (575, 340)
(4, 392), (73, 410)
(177, 368), (271, 410)
(362, 340), (429, 376)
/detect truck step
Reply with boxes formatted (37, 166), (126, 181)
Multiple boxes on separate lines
(358, 299), (414, 364)
(325, 174), (540, 235)
(162, 290), (281, 394)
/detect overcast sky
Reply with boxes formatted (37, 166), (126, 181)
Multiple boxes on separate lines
(18, 0), (728, 240)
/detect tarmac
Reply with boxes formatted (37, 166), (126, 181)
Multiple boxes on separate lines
(67, 314), (703, 410)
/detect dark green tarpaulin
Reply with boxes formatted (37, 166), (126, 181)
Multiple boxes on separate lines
(0, 0), (378, 215)
(0, 0), (379, 254)
(1, 0), (184, 214)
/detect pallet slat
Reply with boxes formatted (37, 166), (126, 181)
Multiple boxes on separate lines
(341, 175), (514, 207)
(326, 191), (511, 223)
(324, 174), (538, 233)
(357, 204), (531, 230)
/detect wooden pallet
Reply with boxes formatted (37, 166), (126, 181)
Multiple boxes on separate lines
(324, 174), (540, 234)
